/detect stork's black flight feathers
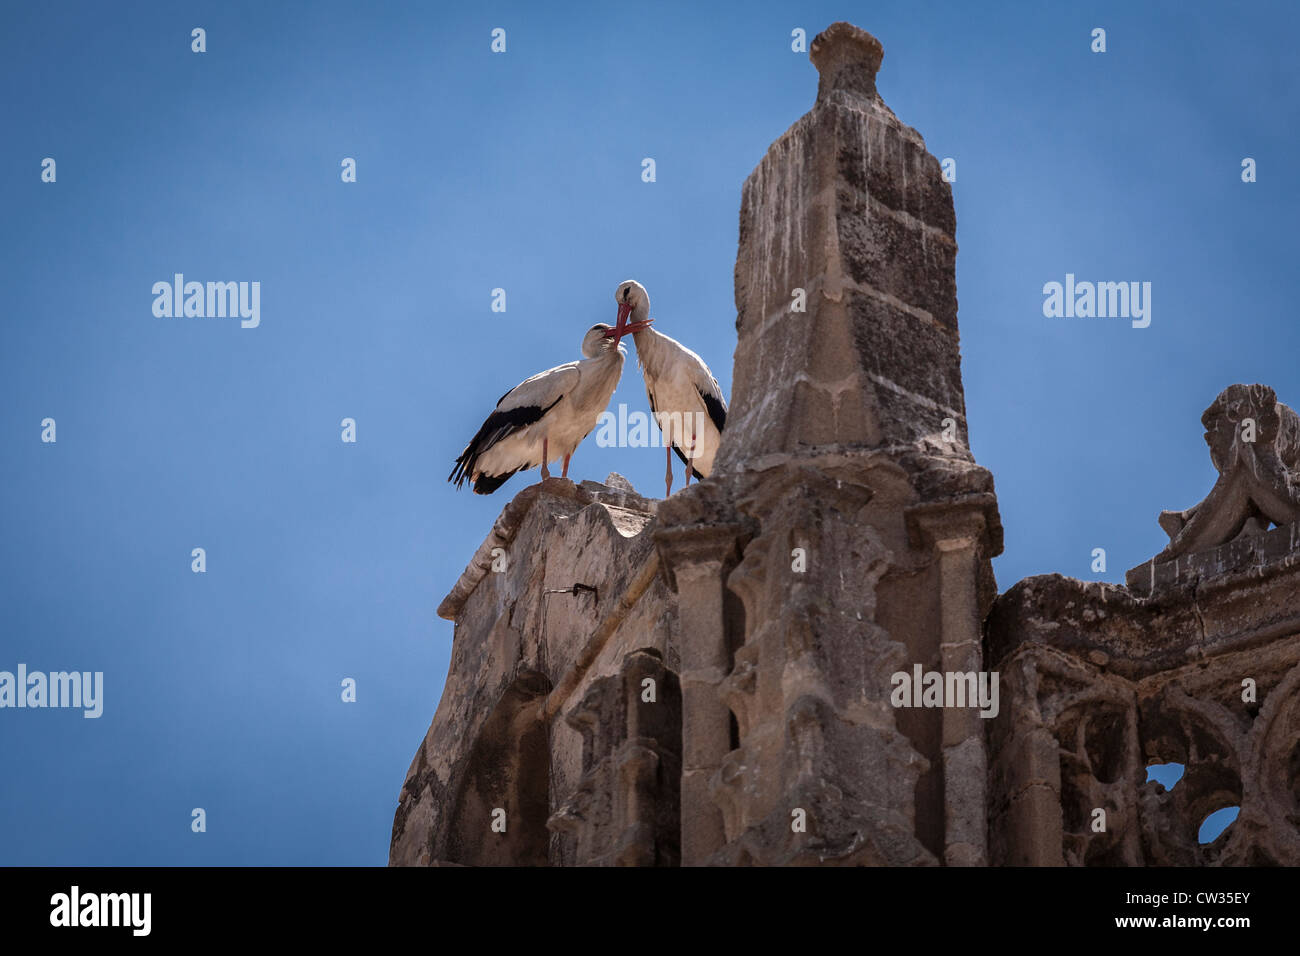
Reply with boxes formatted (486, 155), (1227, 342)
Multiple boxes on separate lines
(449, 397), (562, 493)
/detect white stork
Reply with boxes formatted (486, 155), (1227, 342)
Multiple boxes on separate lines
(610, 280), (728, 496)
(449, 321), (649, 495)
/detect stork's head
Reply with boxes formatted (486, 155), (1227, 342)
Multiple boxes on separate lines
(610, 279), (654, 344)
(583, 323), (621, 358)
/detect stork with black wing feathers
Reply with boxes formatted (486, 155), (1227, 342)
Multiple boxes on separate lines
(449, 319), (649, 495)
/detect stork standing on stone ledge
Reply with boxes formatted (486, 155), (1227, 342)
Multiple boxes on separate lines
(449, 321), (649, 495)
(610, 280), (728, 496)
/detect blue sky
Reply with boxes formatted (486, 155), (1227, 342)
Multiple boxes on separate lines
(1, 1), (1293, 864)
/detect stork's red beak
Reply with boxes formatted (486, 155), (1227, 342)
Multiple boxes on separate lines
(605, 302), (652, 345)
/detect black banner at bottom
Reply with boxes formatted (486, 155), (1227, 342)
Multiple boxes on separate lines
(0, 865), (1281, 942)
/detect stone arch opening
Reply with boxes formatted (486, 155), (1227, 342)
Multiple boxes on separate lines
(1145, 762), (1185, 790)
(444, 670), (554, 866)
(1198, 806), (1240, 845)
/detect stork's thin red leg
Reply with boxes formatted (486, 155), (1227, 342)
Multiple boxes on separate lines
(540, 437), (551, 479)
(664, 444), (674, 498)
(561, 453), (571, 479)
(685, 417), (697, 486)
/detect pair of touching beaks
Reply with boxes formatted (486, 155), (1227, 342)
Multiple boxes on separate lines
(602, 302), (653, 346)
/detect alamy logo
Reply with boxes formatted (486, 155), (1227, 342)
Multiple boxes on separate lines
(890, 665), (999, 718)
(0, 664), (103, 718)
(152, 274), (260, 328)
(50, 886), (150, 936)
(1042, 273), (1151, 328)
(594, 403), (708, 457)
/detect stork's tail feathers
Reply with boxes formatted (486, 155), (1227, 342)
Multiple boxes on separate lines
(472, 470), (519, 495)
(449, 452), (518, 495)
(448, 449), (473, 488)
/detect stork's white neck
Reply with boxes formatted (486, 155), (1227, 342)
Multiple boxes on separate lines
(630, 296), (650, 325)
(630, 322), (665, 376)
(626, 297), (652, 349)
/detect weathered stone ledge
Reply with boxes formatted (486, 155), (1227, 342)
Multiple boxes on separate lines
(437, 476), (657, 620)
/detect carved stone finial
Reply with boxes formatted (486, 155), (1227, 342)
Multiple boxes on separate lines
(1153, 384), (1300, 562)
(1201, 383), (1300, 475)
(810, 22), (884, 102)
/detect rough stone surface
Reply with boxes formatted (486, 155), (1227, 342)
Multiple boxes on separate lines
(391, 476), (675, 866)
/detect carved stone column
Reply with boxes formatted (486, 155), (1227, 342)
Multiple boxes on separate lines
(548, 648), (682, 867)
(653, 521), (743, 866)
(908, 501), (998, 866)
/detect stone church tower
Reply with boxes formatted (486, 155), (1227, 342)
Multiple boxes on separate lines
(388, 23), (1300, 867)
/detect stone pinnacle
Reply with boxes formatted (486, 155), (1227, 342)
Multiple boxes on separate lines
(810, 21), (884, 102)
